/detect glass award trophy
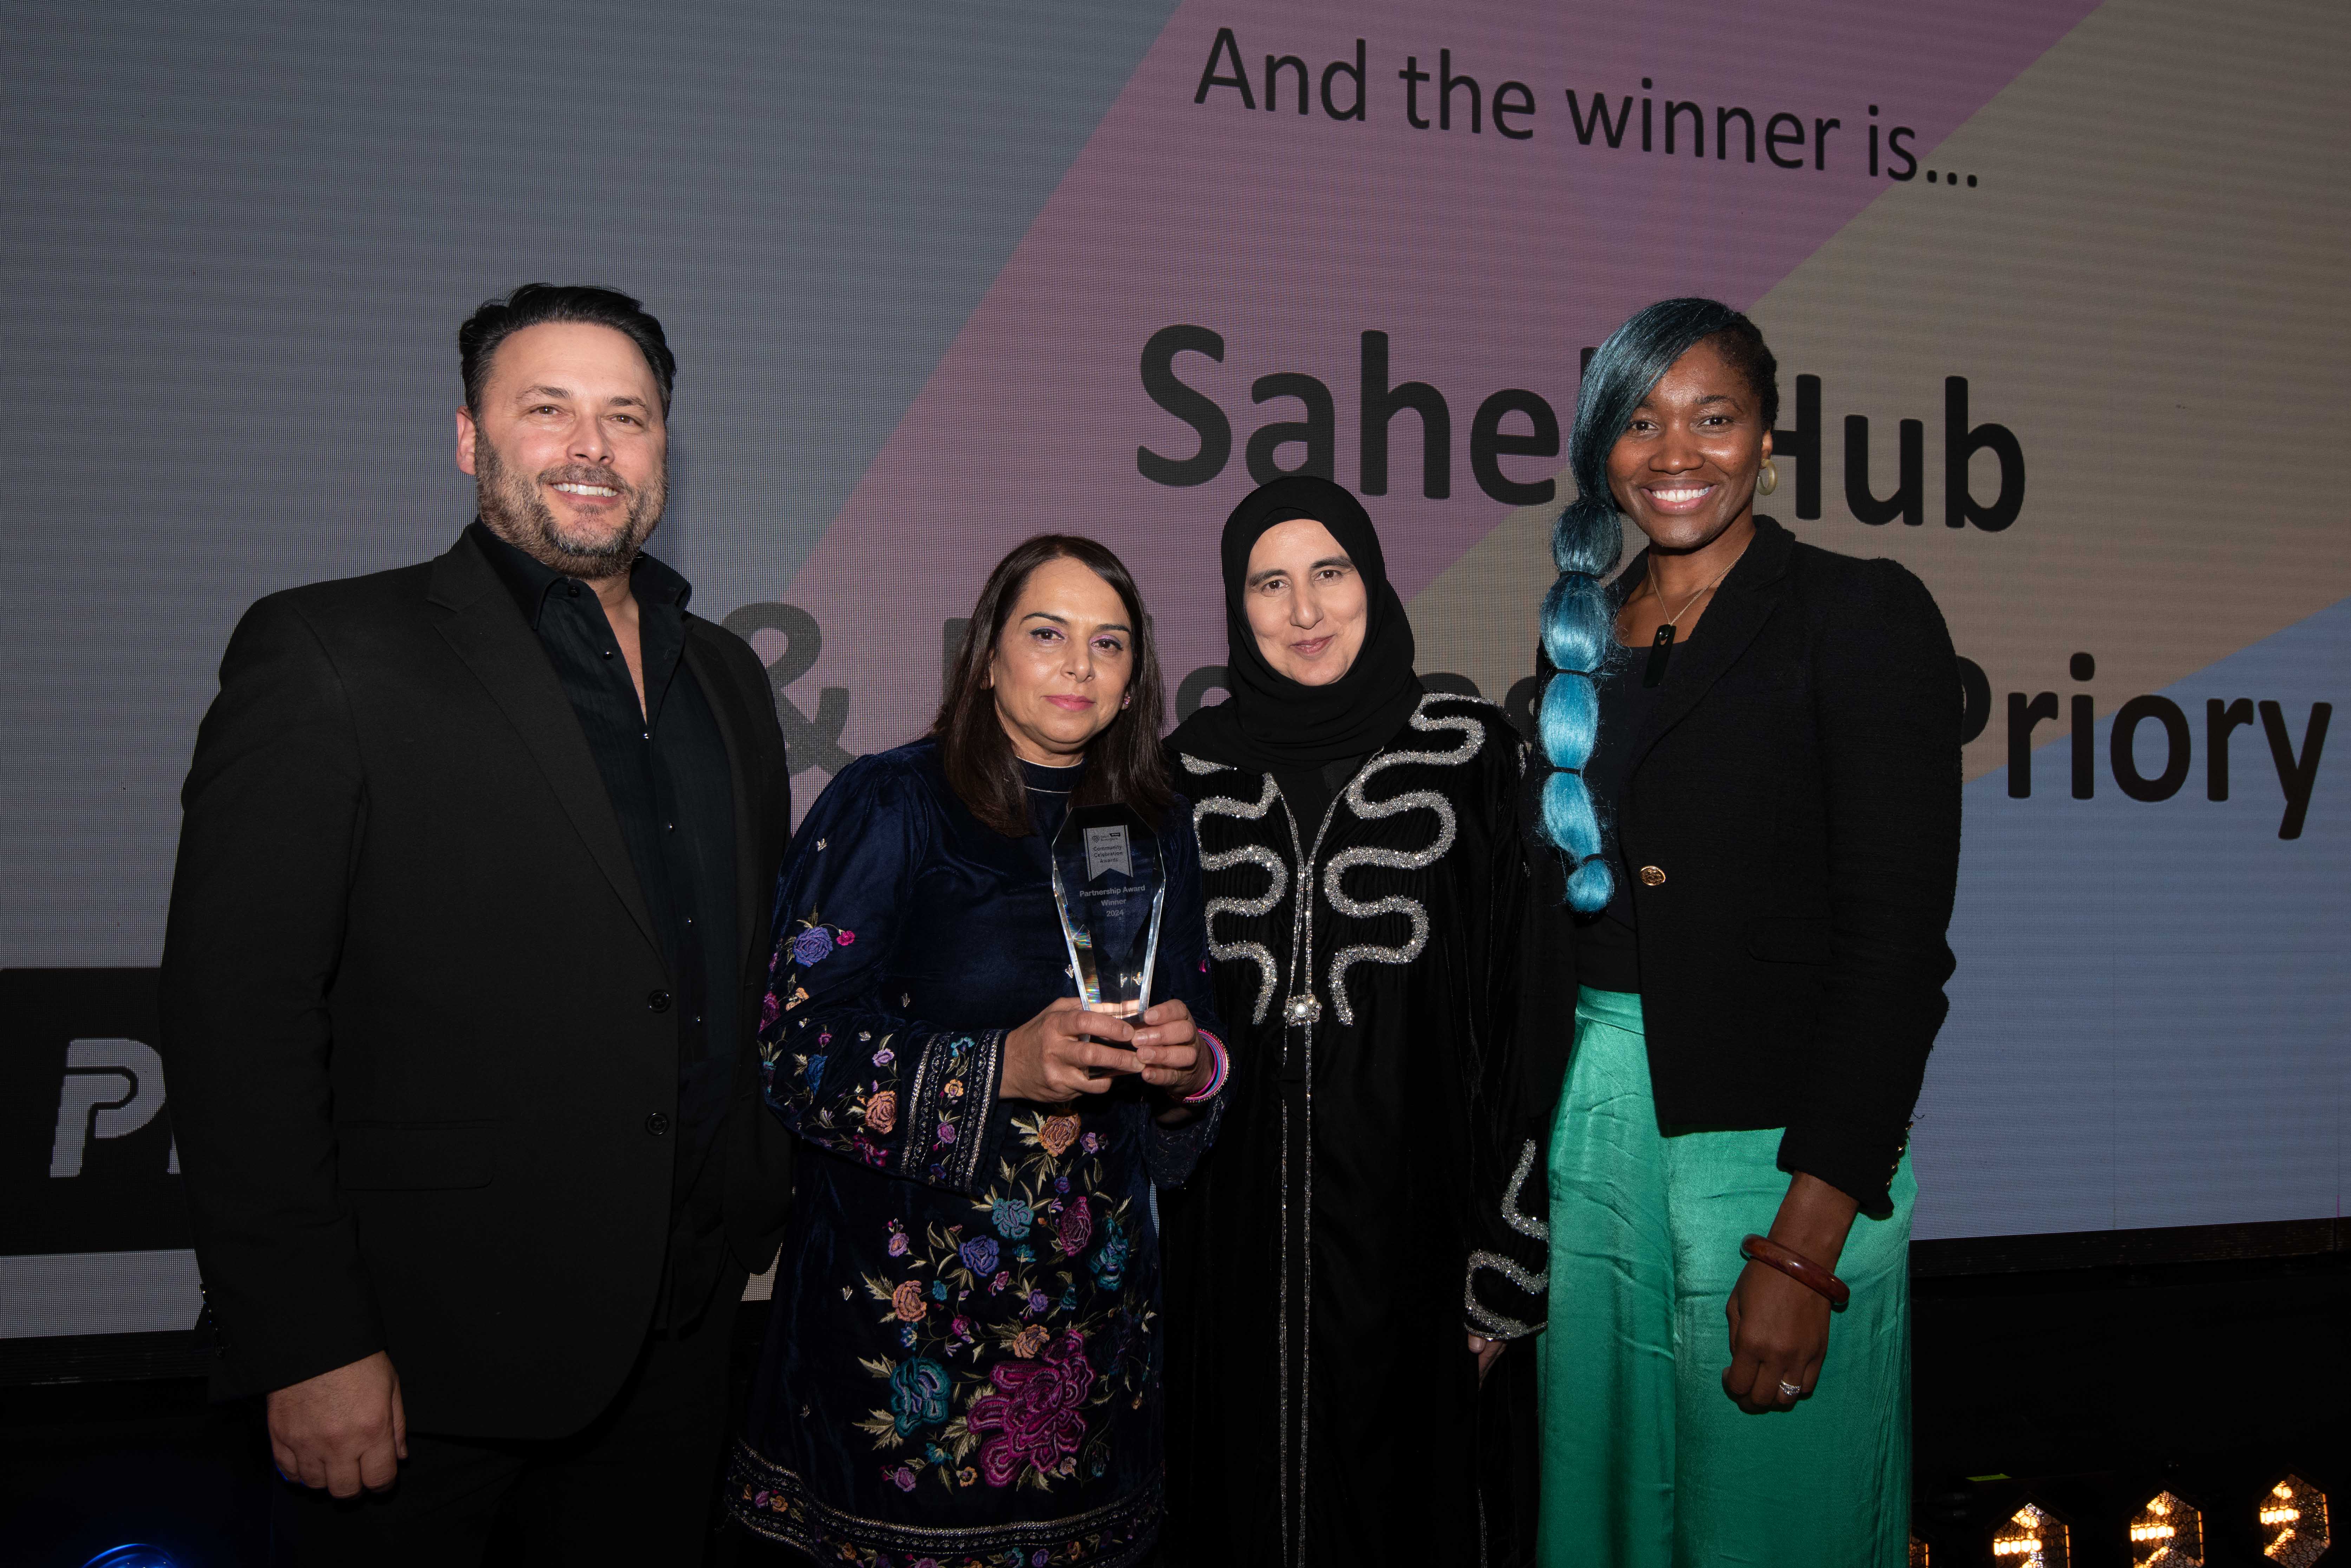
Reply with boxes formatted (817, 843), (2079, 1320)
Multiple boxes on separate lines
(1049, 803), (1167, 1020)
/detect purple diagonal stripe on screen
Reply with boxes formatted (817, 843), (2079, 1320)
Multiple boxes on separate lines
(784, 0), (2102, 761)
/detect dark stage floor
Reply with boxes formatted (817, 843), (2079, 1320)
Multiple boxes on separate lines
(5, 1247), (2344, 1567)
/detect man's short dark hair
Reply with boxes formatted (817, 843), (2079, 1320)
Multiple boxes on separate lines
(458, 284), (677, 414)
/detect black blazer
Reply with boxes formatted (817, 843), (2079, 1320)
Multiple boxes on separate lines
(159, 529), (795, 1437)
(1528, 516), (1961, 1213)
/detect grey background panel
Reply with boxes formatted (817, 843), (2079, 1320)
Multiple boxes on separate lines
(2, 0), (1177, 965)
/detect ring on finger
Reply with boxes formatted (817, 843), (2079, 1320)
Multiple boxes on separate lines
(1776, 1379), (1803, 1400)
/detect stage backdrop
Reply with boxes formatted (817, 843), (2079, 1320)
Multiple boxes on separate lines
(5, 0), (2343, 1338)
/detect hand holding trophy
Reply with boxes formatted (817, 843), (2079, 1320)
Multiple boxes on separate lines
(1001, 803), (1192, 1103)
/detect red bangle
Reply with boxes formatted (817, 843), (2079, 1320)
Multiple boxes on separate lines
(1740, 1234), (1850, 1311)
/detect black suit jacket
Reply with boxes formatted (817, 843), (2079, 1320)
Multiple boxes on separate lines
(160, 529), (794, 1437)
(1528, 516), (1962, 1213)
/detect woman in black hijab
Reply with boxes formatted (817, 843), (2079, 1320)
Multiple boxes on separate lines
(1161, 476), (1558, 1568)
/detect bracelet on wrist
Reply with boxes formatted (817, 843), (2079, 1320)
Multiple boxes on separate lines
(1739, 1234), (1850, 1311)
(1182, 1030), (1228, 1104)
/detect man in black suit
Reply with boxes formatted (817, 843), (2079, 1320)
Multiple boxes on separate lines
(160, 284), (794, 1563)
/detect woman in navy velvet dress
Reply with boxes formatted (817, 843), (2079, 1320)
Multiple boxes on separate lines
(729, 536), (1229, 1568)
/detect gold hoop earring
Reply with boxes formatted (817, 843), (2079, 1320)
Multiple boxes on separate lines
(1757, 458), (1779, 497)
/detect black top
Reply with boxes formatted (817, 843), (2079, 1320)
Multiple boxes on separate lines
(1271, 751), (1371, 842)
(473, 523), (740, 1311)
(1016, 754), (1086, 868)
(1521, 517), (1962, 1214)
(1575, 617), (1706, 993)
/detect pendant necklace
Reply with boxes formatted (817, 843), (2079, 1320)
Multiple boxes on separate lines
(1638, 558), (1738, 688)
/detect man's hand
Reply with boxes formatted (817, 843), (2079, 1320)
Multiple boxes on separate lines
(267, 1350), (407, 1496)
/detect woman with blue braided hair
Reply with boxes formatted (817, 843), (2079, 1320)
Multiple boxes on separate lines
(1527, 300), (1961, 1564)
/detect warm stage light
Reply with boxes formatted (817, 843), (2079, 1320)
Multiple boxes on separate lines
(1993, 1503), (2070, 1568)
(2259, 1475), (2330, 1567)
(1910, 1536), (1929, 1567)
(2128, 1491), (2202, 1567)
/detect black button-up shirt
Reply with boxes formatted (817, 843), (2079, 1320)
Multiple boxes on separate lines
(470, 521), (741, 1216)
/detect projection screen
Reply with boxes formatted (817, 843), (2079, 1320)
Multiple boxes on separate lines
(4, 0), (2343, 1338)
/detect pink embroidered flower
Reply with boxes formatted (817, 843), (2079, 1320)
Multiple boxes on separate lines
(866, 1090), (897, 1135)
(935, 1120), (958, 1146)
(758, 992), (781, 1028)
(837, 930), (856, 945)
(950, 1314), (971, 1339)
(890, 1465), (917, 1492)
(888, 1232), (910, 1258)
(1080, 1131), (1103, 1154)
(872, 1045), (895, 1066)
(891, 1280), (926, 1322)
(968, 1331), (1094, 1487)
(990, 1271), (1011, 1294)
(1057, 1195), (1092, 1257)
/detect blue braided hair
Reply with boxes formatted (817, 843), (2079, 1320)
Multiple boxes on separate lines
(1538, 298), (1773, 909)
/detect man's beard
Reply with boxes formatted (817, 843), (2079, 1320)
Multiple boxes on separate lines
(474, 437), (666, 580)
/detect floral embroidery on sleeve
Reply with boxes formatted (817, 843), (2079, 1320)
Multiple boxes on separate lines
(896, 1028), (1007, 1191)
(785, 922), (853, 968)
(760, 902), (1007, 1190)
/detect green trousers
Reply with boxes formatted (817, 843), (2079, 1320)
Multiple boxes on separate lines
(1536, 987), (1914, 1567)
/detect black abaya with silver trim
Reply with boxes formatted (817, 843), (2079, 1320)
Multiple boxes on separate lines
(1160, 692), (1560, 1568)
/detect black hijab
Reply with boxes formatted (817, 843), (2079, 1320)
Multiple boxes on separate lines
(1165, 475), (1423, 773)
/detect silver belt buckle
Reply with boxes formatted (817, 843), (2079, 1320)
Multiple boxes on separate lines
(1282, 994), (1322, 1026)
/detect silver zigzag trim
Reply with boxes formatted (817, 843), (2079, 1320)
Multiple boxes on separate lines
(1323, 700), (1483, 1023)
(1500, 1139), (1548, 1242)
(1464, 1250), (1542, 1341)
(1189, 762), (1287, 1025)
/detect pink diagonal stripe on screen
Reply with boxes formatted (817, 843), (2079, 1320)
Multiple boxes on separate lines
(784, 0), (2100, 760)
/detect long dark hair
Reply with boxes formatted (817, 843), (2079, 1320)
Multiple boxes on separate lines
(1538, 298), (1777, 910)
(932, 535), (1173, 837)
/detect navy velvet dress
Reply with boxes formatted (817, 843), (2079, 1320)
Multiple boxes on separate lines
(729, 741), (1225, 1568)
